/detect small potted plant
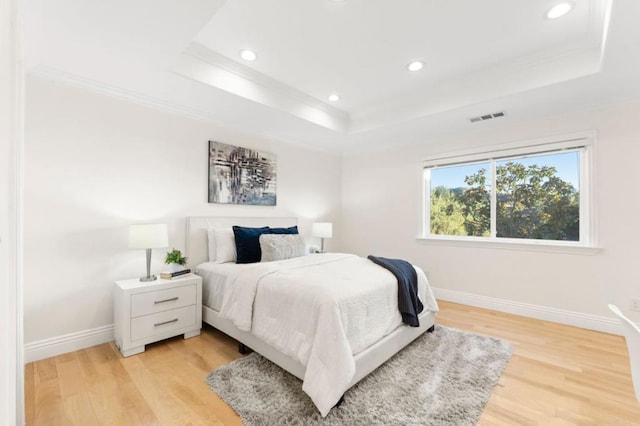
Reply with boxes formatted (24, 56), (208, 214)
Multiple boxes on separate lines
(165, 248), (187, 273)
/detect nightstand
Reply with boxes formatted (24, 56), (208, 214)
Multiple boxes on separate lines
(114, 274), (202, 357)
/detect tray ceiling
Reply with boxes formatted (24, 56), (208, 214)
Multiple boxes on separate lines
(25, 0), (640, 154)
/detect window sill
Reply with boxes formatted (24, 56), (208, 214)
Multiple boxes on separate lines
(416, 236), (601, 255)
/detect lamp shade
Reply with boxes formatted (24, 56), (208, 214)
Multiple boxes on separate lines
(128, 224), (169, 249)
(312, 222), (333, 239)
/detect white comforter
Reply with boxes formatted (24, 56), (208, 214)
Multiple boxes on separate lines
(219, 253), (439, 417)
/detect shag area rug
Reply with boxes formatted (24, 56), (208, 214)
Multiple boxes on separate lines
(206, 325), (512, 425)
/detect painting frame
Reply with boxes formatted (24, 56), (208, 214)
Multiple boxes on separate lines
(208, 141), (277, 206)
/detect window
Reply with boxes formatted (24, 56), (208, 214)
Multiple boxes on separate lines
(422, 134), (594, 247)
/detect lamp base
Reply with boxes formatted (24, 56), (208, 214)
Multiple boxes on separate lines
(140, 248), (157, 282)
(139, 275), (157, 282)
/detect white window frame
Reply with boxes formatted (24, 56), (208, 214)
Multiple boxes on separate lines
(418, 131), (599, 254)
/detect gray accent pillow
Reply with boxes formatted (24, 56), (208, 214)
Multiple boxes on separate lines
(259, 234), (306, 262)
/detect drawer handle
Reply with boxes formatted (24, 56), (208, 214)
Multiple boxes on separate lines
(154, 318), (178, 327)
(154, 297), (179, 304)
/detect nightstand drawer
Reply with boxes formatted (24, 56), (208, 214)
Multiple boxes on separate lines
(130, 305), (197, 342)
(131, 284), (196, 317)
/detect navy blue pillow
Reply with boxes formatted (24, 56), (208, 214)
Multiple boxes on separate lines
(269, 226), (299, 235)
(233, 226), (270, 264)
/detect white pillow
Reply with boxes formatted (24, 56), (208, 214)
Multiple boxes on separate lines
(207, 228), (216, 262)
(207, 227), (237, 263)
(259, 234), (306, 262)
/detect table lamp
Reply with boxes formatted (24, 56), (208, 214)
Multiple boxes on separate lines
(312, 222), (333, 253)
(129, 223), (169, 282)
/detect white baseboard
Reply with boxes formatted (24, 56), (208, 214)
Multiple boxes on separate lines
(21, 290), (626, 363)
(24, 324), (114, 363)
(433, 287), (623, 336)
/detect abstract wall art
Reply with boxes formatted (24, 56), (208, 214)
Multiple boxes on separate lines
(208, 141), (277, 205)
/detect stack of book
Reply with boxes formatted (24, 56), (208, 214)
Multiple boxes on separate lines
(160, 269), (191, 279)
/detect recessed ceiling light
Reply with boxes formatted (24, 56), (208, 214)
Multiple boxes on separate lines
(407, 61), (425, 72)
(328, 94), (340, 102)
(239, 49), (257, 61)
(546, 2), (573, 19)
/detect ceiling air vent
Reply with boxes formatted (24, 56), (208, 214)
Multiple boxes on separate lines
(469, 111), (506, 123)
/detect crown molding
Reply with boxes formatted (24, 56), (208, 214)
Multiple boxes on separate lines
(29, 65), (236, 125)
(172, 43), (350, 133)
(349, 40), (603, 133)
(26, 65), (344, 155)
(185, 43), (348, 119)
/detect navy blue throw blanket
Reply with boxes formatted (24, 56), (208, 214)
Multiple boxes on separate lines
(367, 255), (424, 327)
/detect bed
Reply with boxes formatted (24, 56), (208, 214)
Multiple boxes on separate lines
(186, 216), (439, 416)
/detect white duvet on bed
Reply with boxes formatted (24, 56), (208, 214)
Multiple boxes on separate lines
(195, 262), (256, 311)
(218, 253), (439, 417)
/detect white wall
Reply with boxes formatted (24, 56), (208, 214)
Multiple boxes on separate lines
(341, 101), (640, 328)
(23, 76), (342, 355)
(24, 71), (639, 361)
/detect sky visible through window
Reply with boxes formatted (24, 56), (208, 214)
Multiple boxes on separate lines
(430, 151), (580, 190)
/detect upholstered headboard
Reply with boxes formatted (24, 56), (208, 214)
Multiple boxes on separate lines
(185, 216), (299, 268)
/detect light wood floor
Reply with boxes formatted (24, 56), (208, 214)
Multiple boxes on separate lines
(25, 301), (640, 425)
